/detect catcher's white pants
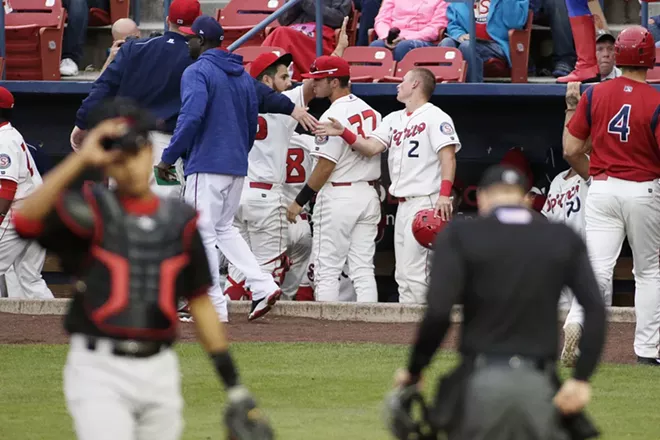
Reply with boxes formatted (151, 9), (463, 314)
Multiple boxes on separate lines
(564, 178), (660, 358)
(281, 215), (313, 299)
(312, 182), (379, 303)
(226, 181), (288, 292)
(394, 193), (439, 304)
(64, 335), (183, 440)
(185, 173), (278, 307)
(0, 220), (53, 299)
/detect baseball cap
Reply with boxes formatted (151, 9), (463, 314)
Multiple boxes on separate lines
(301, 56), (350, 79)
(596, 30), (615, 44)
(168, 0), (201, 26)
(479, 165), (529, 192)
(180, 15), (224, 42)
(0, 87), (15, 109)
(249, 51), (293, 78)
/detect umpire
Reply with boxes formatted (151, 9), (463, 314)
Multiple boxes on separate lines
(388, 165), (607, 440)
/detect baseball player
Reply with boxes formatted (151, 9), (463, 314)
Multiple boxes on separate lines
(315, 67), (460, 304)
(223, 52), (315, 300)
(287, 56), (382, 303)
(0, 87), (53, 300)
(564, 26), (660, 366)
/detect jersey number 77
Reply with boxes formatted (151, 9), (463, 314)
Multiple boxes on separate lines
(607, 104), (631, 143)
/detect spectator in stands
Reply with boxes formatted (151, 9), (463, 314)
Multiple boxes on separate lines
(439, 0), (529, 83)
(353, 0), (382, 46)
(369, 0), (448, 61)
(529, 0), (575, 78)
(649, 15), (660, 48)
(260, 0), (352, 80)
(595, 32), (620, 81)
(61, 0), (93, 77)
(101, 18), (141, 74)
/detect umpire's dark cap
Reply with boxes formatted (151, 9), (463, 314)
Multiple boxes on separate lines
(479, 165), (529, 192)
(180, 15), (224, 42)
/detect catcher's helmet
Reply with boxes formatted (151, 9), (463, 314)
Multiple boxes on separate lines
(412, 209), (447, 249)
(384, 386), (436, 440)
(615, 25), (656, 69)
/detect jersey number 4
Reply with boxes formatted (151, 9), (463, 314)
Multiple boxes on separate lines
(607, 104), (631, 142)
(347, 109), (377, 137)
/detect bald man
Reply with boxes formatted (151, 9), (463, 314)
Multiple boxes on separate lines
(101, 18), (141, 73)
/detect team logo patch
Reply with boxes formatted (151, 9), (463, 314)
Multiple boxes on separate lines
(440, 122), (454, 135)
(0, 154), (11, 169)
(315, 135), (329, 145)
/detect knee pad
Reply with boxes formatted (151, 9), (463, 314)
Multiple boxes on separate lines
(225, 276), (250, 300)
(295, 285), (315, 301)
(264, 253), (291, 286)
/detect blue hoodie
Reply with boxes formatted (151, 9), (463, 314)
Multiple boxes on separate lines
(162, 49), (291, 177)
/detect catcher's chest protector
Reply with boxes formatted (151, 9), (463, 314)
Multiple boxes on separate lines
(82, 186), (195, 340)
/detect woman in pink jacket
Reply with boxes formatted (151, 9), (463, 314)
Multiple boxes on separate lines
(369, 0), (449, 61)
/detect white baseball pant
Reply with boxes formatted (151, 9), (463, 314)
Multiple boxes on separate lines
(281, 215), (313, 300)
(312, 182), (380, 302)
(185, 173), (279, 307)
(0, 222), (53, 299)
(64, 335), (183, 440)
(394, 193), (439, 304)
(226, 182), (288, 294)
(150, 132), (184, 200)
(564, 177), (660, 358)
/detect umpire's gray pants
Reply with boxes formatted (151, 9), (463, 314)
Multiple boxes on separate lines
(451, 365), (568, 440)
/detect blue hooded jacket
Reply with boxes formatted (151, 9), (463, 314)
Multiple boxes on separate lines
(162, 49), (289, 177)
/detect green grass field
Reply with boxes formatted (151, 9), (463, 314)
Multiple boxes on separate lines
(1, 342), (659, 440)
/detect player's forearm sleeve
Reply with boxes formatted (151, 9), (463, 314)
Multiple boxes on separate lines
(13, 212), (44, 238)
(75, 49), (125, 129)
(408, 228), (463, 378)
(566, 237), (606, 381)
(255, 80), (295, 115)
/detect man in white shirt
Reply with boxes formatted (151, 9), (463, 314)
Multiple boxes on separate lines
(596, 32), (621, 81)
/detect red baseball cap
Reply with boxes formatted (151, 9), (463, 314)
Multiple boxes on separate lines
(0, 87), (15, 109)
(249, 51), (293, 78)
(168, 0), (201, 26)
(301, 55), (350, 79)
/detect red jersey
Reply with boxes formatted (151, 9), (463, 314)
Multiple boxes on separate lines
(567, 76), (660, 182)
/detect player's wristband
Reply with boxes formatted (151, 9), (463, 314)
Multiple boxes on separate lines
(340, 127), (358, 145)
(211, 350), (240, 389)
(440, 180), (453, 197)
(295, 184), (317, 207)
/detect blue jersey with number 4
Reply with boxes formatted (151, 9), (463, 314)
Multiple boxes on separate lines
(566, 76), (660, 182)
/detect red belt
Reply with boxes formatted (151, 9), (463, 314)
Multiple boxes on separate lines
(593, 173), (609, 181)
(330, 181), (377, 187)
(249, 182), (273, 190)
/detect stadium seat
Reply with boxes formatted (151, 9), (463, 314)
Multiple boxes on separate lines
(217, 0), (282, 48)
(234, 46), (287, 66)
(646, 48), (660, 83)
(381, 47), (467, 83)
(5, 0), (67, 80)
(88, 0), (131, 27)
(341, 47), (395, 82)
(484, 10), (533, 83)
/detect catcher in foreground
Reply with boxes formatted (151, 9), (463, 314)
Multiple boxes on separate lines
(13, 97), (273, 440)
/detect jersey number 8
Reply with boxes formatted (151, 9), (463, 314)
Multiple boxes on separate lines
(607, 104), (631, 143)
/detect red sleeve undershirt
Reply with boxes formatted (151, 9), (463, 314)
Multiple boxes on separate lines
(0, 179), (17, 202)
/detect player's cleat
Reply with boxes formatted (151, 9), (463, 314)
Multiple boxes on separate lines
(177, 300), (194, 323)
(561, 323), (582, 367)
(248, 289), (282, 321)
(637, 356), (660, 366)
(295, 285), (315, 301)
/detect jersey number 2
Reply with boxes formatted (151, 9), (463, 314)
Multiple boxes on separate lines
(347, 109), (377, 137)
(255, 116), (268, 141)
(286, 147), (306, 184)
(607, 104), (631, 142)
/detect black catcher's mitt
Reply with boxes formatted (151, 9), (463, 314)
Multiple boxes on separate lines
(384, 386), (437, 440)
(225, 386), (274, 440)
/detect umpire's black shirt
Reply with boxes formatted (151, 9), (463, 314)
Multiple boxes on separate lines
(408, 206), (606, 382)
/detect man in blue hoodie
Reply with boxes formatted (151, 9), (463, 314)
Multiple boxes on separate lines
(158, 16), (316, 322)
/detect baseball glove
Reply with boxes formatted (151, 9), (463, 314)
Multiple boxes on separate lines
(225, 386), (274, 440)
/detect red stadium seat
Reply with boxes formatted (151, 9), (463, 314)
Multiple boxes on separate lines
(381, 47), (467, 83)
(342, 47), (395, 83)
(5, 0), (67, 80)
(216, 0), (282, 48)
(234, 46), (287, 66)
(646, 48), (660, 83)
(484, 10), (533, 83)
(88, 0), (131, 27)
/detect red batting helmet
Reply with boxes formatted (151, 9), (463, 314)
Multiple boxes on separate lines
(615, 25), (656, 69)
(412, 209), (447, 249)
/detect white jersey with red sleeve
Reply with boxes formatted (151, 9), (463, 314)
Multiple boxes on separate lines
(369, 103), (461, 198)
(311, 94), (382, 183)
(247, 86), (305, 184)
(0, 123), (42, 226)
(542, 169), (588, 238)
